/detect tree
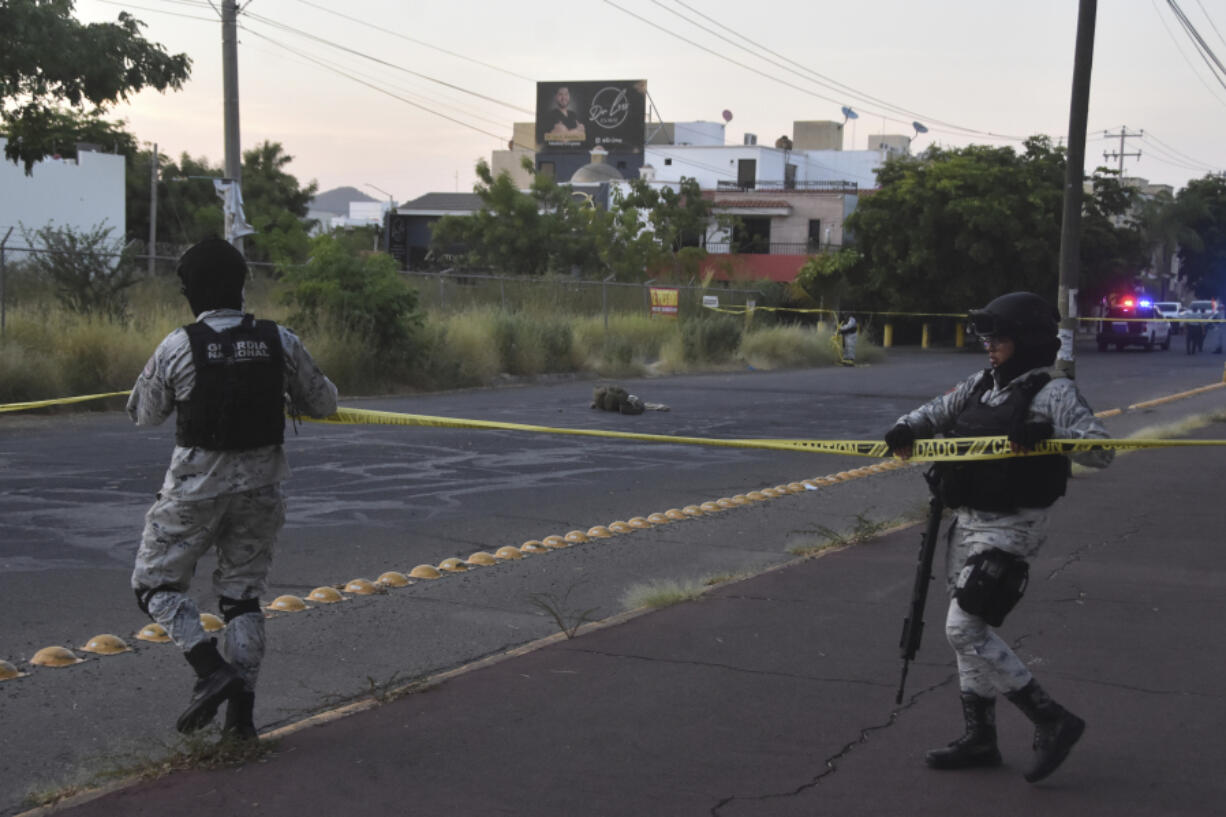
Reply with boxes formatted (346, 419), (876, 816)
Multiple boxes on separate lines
(840, 137), (1145, 312)
(0, 0), (190, 172)
(22, 223), (138, 317)
(1174, 175), (1226, 299)
(429, 158), (605, 277)
(602, 177), (722, 281)
(127, 141), (317, 266)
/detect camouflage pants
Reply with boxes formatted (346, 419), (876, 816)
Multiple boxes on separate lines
(943, 507), (1048, 697)
(131, 485), (285, 688)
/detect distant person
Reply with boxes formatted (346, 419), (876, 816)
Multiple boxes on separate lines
(838, 313), (858, 365)
(1186, 320), (1205, 354)
(544, 86), (585, 142)
(128, 238), (337, 740)
(884, 292), (1113, 783)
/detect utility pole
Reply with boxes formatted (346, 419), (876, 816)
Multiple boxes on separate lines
(1056, 0), (1097, 379)
(1102, 126), (1142, 175)
(222, 0), (243, 254)
(148, 143), (158, 276)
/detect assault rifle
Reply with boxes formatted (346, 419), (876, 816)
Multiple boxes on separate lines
(895, 467), (944, 704)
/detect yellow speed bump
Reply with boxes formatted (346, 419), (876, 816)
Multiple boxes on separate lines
(773, 484), (791, 494)
(0, 660), (23, 681)
(494, 546), (523, 561)
(608, 521), (632, 534)
(81, 634), (131, 655)
(730, 495), (749, 505)
(411, 564), (444, 578)
(307, 586), (346, 603)
(587, 525), (613, 539)
(136, 622), (171, 643)
(542, 535), (569, 549)
(32, 646), (83, 667)
(268, 595), (308, 612)
(465, 552), (498, 567)
(647, 512), (671, 525)
(716, 498), (736, 509)
(377, 571), (410, 587)
(345, 578), (379, 595)
(700, 501), (721, 513)
(439, 557), (469, 572)
(627, 517), (652, 529)
(787, 482), (806, 493)
(518, 541), (548, 555)
(761, 488), (781, 498)
(564, 530), (589, 544)
(669, 508), (692, 520)
(200, 613), (224, 633)
(745, 491), (767, 502)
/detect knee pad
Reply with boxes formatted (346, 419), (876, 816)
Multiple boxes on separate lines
(954, 548), (1029, 627)
(219, 595), (262, 623)
(134, 584), (185, 617)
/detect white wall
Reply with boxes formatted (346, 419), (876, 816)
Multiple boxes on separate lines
(644, 143), (891, 190)
(0, 138), (126, 253)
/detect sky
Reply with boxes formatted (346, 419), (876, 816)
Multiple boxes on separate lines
(71, 0), (1226, 203)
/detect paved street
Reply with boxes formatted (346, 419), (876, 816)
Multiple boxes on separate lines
(2, 342), (1225, 815)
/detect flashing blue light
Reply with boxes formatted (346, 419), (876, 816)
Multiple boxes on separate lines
(1139, 299), (1152, 307)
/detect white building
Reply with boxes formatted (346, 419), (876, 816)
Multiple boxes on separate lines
(0, 138), (126, 254)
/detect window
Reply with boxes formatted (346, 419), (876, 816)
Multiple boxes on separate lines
(737, 158), (756, 189)
(785, 163), (797, 190)
(807, 219), (822, 251)
(664, 158), (672, 166)
(733, 216), (771, 254)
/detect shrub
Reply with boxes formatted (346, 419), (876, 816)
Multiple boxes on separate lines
(680, 313), (742, 363)
(279, 236), (422, 355)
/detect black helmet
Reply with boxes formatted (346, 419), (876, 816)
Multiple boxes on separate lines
(967, 292), (1059, 347)
(177, 237), (247, 316)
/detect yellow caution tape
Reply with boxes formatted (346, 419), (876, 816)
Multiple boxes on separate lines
(4, 390), (1224, 462)
(0, 390), (130, 414)
(314, 407), (1225, 462)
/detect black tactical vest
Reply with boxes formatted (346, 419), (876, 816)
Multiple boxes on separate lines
(936, 371), (1069, 512)
(176, 315), (286, 450)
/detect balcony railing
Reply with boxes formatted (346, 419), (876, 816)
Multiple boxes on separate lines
(705, 241), (834, 256)
(715, 180), (859, 193)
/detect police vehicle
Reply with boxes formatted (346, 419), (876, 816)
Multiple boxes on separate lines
(1095, 297), (1171, 351)
(1154, 301), (1182, 334)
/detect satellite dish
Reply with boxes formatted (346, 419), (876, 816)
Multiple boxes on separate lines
(841, 106), (859, 121)
(912, 121), (929, 134)
(722, 109), (733, 122)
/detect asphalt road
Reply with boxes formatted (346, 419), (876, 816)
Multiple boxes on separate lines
(1, 340), (1224, 814)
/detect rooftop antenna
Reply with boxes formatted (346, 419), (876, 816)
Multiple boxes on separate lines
(841, 106), (858, 150)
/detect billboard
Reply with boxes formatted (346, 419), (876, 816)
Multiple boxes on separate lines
(536, 80), (647, 154)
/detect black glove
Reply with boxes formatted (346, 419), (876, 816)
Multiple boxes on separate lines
(884, 423), (915, 454)
(1009, 420), (1054, 451)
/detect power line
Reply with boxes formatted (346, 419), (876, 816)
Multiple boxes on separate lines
(660, 0), (1012, 142)
(1166, 0), (1226, 89)
(1151, 0), (1226, 106)
(239, 25), (509, 143)
(289, 0), (536, 83)
(241, 10), (534, 115)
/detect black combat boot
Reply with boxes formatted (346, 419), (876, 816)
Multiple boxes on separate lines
(925, 692), (1003, 769)
(177, 639), (244, 734)
(222, 691), (258, 741)
(1006, 679), (1086, 783)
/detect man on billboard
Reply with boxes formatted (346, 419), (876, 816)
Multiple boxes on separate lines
(543, 86), (586, 143)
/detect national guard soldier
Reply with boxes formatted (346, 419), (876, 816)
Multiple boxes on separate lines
(883, 292), (1113, 783)
(128, 238), (337, 739)
(838, 313), (858, 365)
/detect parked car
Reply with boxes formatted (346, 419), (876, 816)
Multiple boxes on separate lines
(1096, 303), (1171, 351)
(1154, 301), (1182, 334)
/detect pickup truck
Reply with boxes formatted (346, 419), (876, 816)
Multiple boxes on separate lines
(1096, 303), (1171, 351)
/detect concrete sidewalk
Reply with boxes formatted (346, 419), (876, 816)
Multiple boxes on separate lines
(36, 425), (1226, 817)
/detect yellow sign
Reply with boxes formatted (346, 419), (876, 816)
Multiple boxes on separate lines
(650, 286), (679, 319)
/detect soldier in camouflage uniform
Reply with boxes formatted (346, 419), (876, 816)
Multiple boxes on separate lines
(884, 292), (1112, 783)
(129, 238), (337, 739)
